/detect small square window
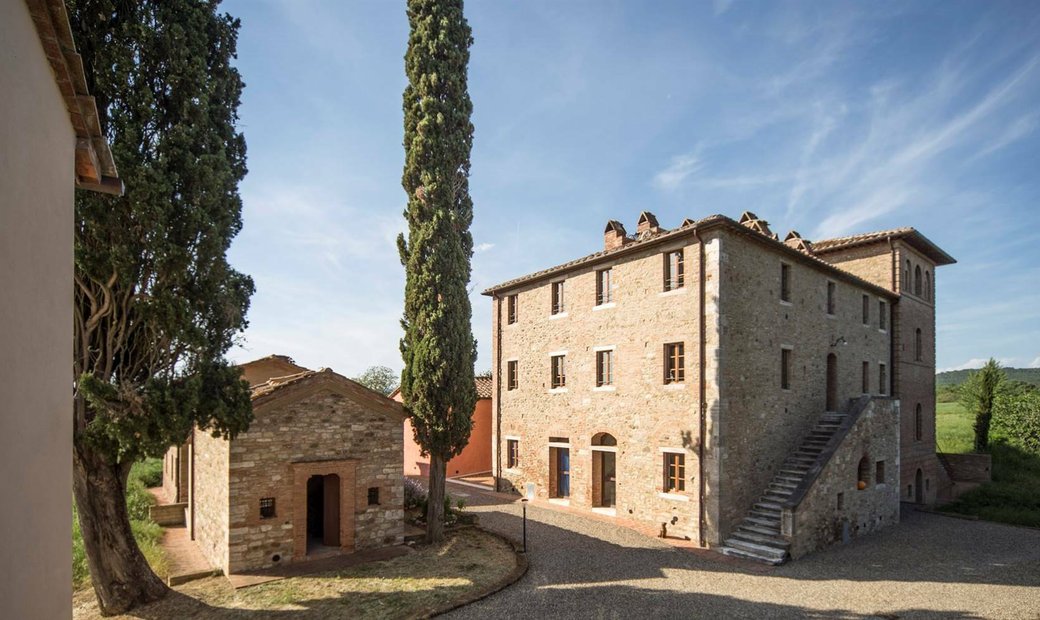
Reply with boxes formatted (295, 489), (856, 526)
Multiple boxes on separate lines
(260, 497), (276, 519)
(507, 360), (518, 391)
(506, 439), (519, 469)
(368, 487), (380, 506)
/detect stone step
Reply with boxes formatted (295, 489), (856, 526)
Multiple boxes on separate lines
(775, 475), (803, 485)
(754, 500), (783, 512)
(778, 468), (808, 477)
(721, 539), (789, 564)
(745, 515), (781, 528)
(730, 529), (791, 550)
(769, 479), (798, 489)
(750, 507), (780, 521)
(737, 522), (781, 537)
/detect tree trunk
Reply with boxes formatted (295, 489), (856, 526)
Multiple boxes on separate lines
(974, 410), (992, 452)
(73, 439), (168, 615)
(425, 453), (446, 543)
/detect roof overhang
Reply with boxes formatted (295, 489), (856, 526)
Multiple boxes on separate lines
(813, 229), (955, 266)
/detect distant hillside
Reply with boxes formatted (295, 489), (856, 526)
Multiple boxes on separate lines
(937, 367), (1040, 387)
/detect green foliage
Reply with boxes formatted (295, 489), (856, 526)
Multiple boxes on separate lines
(993, 391), (1040, 453)
(936, 383), (960, 403)
(354, 366), (400, 396)
(960, 358), (1005, 452)
(398, 0), (478, 461)
(131, 457), (164, 488)
(937, 367), (1040, 387)
(940, 440), (1040, 527)
(69, 0), (255, 466)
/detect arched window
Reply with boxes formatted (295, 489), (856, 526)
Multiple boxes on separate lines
(592, 432), (617, 446)
(924, 271), (931, 301)
(857, 456), (870, 490)
(915, 403), (923, 441)
(915, 328), (923, 361)
(914, 265), (922, 296)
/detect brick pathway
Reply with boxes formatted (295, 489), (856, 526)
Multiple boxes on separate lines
(160, 525), (217, 585)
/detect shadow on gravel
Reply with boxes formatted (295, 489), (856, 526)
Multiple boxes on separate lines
(463, 491), (1040, 588)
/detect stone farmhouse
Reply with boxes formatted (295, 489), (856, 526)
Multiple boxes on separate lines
(394, 375), (493, 479)
(483, 211), (957, 563)
(160, 355), (405, 574)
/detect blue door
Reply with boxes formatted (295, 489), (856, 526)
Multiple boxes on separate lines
(558, 448), (570, 498)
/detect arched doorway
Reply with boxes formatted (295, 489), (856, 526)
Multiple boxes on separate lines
(914, 468), (924, 504)
(591, 433), (617, 509)
(826, 353), (838, 412)
(306, 473), (341, 551)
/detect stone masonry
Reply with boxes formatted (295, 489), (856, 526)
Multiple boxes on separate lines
(484, 212), (954, 560)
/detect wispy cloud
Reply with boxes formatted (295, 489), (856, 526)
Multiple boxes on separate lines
(939, 357), (1018, 373)
(652, 151), (703, 191)
(1030, 356), (1040, 369)
(475, 242), (495, 253)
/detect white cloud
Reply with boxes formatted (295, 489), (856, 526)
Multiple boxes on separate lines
(1029, 356), (1040, 369)
(652, 152), (703, 191)
(713, 0), (734, 16)
(475, 242), (495, 253)
(939, 357), (1018, 373)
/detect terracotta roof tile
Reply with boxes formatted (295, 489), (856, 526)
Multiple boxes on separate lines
(475, 375), (492, 399)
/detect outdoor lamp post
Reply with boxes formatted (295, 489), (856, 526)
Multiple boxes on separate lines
(521, 498), (528, 553)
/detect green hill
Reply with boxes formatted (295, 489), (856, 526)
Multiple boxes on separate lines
(937, 367), (1040, 387)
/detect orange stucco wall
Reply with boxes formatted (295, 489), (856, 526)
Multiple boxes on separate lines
(399, 397), (492, 477)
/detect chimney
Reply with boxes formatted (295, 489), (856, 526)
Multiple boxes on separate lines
(604, 220), (629, 250)
(784, 230), (815, 255)
(637, 211), (661, 236)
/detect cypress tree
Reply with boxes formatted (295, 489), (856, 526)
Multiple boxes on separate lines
(398, 0), (478, 543)
(67, 0), (254, 613)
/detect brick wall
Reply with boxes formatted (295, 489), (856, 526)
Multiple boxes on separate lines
(788, 398), (900, 559)
(493, 235), (705, 541)
(226, 382), (404, 572)
(716, 230), (891, 538)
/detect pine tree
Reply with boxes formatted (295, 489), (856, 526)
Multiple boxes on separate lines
(398, 0), (478, 544)
(67, 0), (254, 613)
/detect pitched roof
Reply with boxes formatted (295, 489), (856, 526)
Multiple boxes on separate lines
(26, 0), (121, 194)
(482, 214), (899, 299)
(811, 228), (956, 265)
(244, 364), (406, 420)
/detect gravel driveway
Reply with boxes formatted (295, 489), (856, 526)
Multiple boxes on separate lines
(446, 483), (1040, 619)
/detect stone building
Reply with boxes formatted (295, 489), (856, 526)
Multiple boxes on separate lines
(161, 355), (406, 574)
(483, 212), (954, 562)
(1, 1), (121, 617)
(394, 375), (494, 479)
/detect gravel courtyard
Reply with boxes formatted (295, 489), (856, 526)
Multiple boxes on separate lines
(448, 483), (1040, 619)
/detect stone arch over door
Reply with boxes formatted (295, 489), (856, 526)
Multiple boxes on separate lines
(292, 459), (358, 560)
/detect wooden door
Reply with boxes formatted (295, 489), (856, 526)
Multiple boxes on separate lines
(323, 474), (340, 547)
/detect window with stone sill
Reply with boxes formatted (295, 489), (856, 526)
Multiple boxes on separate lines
(664, 342), (685, 384)
(663, 452), (685, 493)
(259, 497), (276, 519)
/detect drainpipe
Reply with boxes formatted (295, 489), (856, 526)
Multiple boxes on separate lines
(693, 229), (707, 548)
(493, 293), (503, 491)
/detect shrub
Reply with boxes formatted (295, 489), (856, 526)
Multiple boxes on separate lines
(404, 477), (427, 510)
(131, 457), (164, 488)
(994, 392), (1040, 453)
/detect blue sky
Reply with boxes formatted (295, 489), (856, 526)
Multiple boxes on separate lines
(223, 0), (1040, 377)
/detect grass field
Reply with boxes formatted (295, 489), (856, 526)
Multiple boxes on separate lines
(936, 401), (1040, 527)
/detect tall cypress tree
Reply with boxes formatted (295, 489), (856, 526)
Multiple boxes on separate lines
(68, 0), (254, 613)
(399, 0), (478, 543)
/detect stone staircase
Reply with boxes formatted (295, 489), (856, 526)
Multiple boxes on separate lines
(720, 411), (847, 565)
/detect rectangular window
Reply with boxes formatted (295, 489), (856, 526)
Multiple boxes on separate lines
(596, 350), (614, 387)
(507, 360), (518, 391)
(663, 250), (684, 291)
(367, 487), (380, 506)
(827, 281), (836, 315)
(506, 439), (519, 469)
(780, 263), (791, 302)
(551, 281), (565, 315)
(879, 300), (887, 330)
(875, 460), (885, 484)
(259, 497), (276, 519)
(862, 294), (870, 324)
(507, 294), (518, 324)
(663, 452), (685, 492)
(664, 343), (685, 384)
(551, 355), (566, 389)
(596, 268), (612, 305)
(879, 363), (887, 395)
(781, 348), (791, 390)
(837, 492), (844, 510)
(862, 361), (870, 393)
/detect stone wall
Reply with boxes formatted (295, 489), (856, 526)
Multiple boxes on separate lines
(941, 453), (992, 483)
(192, 427), (230, 573)
(717, 230), (892, 539)
(226, 383), (404, 572)
(493, 235), (706, 541)
(788, 398), (901, 559)
(162, 444), (189, 503)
